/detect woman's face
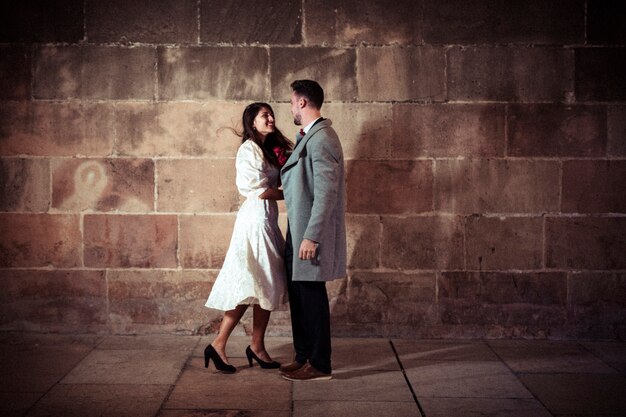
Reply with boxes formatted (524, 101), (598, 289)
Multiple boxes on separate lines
(253, 107), (275, 138)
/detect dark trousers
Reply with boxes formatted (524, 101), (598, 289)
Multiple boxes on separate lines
(285, 228), (332, 374)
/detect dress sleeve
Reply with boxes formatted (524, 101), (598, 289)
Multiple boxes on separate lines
(235, 141), (270, 198)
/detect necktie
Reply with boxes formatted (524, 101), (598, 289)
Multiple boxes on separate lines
(296, 129), (305, 145)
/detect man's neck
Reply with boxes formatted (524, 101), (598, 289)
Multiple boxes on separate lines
(301, 111), (322, 128)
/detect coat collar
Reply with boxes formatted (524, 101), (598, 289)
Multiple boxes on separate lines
(281, 119), (332, 172)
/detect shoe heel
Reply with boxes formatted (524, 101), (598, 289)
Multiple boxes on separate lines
(246, 346), (254, 367)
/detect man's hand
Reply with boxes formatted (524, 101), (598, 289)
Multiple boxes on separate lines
(299, 239), (318, 260)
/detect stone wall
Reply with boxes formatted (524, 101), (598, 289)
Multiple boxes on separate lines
(1, 0), (624, 339)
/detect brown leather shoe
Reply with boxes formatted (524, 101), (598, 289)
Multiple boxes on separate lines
(281, 363), (332, 381)
(279, 360), (305, 375)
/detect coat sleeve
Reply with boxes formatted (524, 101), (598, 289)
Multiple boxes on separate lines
(303, 134), (341, 243)
(235, 141), (269, 198)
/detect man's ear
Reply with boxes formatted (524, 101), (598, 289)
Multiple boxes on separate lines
(299, 97), (307, 108)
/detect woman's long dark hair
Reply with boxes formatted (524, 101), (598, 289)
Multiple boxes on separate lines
(241, 102), (293, 167)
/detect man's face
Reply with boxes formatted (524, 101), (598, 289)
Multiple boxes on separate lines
(290, 91), (302, 126)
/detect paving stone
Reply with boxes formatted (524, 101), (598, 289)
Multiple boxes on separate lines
(581, 341), (626, 373)
(192, 336), (294, 360)
(159, 410), (288, 417)
(420, 397), (552, 417)
(164, 357), (290, 410)
(392, 339), (499, 362)
(330, 338), (399, 371)
(405, 361), (533, 398)
(294, 400), (418, 417)
(98, 335), (199, 351)
(488, 340), (617, 374)
(63, 349), (189, 385)
(28, 384), (170, 417)
(519, 373), (626, 416)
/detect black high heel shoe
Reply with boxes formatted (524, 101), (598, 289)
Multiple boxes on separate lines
(246, 345), (280, 369)
(204, 344), (236, 373)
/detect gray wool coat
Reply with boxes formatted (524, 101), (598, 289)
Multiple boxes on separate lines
(280, 118), (347, 282)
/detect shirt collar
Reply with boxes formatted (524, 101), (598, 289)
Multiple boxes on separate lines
(302, 117), (323, 135)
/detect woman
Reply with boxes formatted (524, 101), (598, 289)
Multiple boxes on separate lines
(204, 103), (292, 373)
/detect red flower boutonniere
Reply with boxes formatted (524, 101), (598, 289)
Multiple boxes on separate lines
(273, 146), (288, 167)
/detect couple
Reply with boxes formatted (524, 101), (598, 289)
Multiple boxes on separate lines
(204, 80), (346, 381)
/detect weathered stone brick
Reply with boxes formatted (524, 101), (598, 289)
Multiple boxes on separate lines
(562, 161), (626, 214)
(0, 158), (49, 212)
(423, 0), (584, 44)
(575, 48), (626, 101)
(52, 158), (154, 213)
(306, 0), (422, 45)
(108, 270), (215, 333)
(357, 47), (445, 101)
(608, 106), (626, 156)
(179, 215), (236, 268)
(448, 47), (574, 102)
(0, 214), (80, 267)
(381, 216), (464, 269)
(34, 46), (156, 100)
(0, 46), (31, 99)
(0, 102), (116, 157)
(346, 272), (436, 325)
(84, 215), (178, 268)
(546, 217), (626, 269)
(346, 160), (433, 214)
(508, 105), (607, 157)
(0, 0), (84, 42)
(392, 104), (505, 157)
(434, 160), (560, 214)
(201, 0), (301, 44)
(346, 215), (380, 269)
(465, 216), (543, 270)
(157, 159), (240, 213)
(87, 0), (197, 43)
(587, 1), (626, 45)
(439, 272), (567, 326)
(159, 47), (268, 100)
(0, 269), (107, 332)
(114, 102), (242, 158)
(270, 47), (357, 101)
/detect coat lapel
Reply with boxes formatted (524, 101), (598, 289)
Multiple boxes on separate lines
(281, 120), (331, 173)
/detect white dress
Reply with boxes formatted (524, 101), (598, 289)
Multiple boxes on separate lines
(205, 140), (288, 311)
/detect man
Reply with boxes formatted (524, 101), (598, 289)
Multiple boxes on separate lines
(280, 80), (347, 381)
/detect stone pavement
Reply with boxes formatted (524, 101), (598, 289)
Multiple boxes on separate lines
(1, 333), (625, 417)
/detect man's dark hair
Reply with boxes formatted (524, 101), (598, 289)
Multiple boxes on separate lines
(290, 80), (324, 110)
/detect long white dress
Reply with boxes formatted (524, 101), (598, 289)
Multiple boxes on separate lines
(205, 139), (288, 311)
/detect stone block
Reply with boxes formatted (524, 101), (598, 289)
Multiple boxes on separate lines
(157, 159), (240, 213)
(270, 47), (357, 101)
(201, 0), (301, 44)
(570, 272), (626, 307)
(179, 215), (236, 268)
(465, 216), (543, 270)
(305, 0), (422, 45)
(562, 160), (626, 213)
(108, 270), (214, 333)
(346, 272), (436, 325)
(439, 272), (567, 326)
(34, 46), (155, 100)
(546, 217), (626, 269)
(346, 215), (380, 269)
(346, 160), (433, 214)
(83, 215), (178, 268)
(52, 158), (154, 213)
(357, 46), (446, 101)
(448, 47), (574, 102)
(0, 270), (107, 332)
(0, 46), (30, 99)
(576, 48), (626, 101)
(435, 159), (560, 214)
(608, 106), (626, 156)
(392, 104), (505, 157)
(86, 0), (197, 43)
(508, 105), (607, 157)
(0, 101), (116, 157)
(114, 102), (241, 157)
(587, 1), (626, 44)
(381, 216), (464, 269)
(423, 0), (584, 44)
(158, 47), (268, 100)
(0, 214), (81, 267)
(0, 0), (84, 42)
(0, 158), (50, 212)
